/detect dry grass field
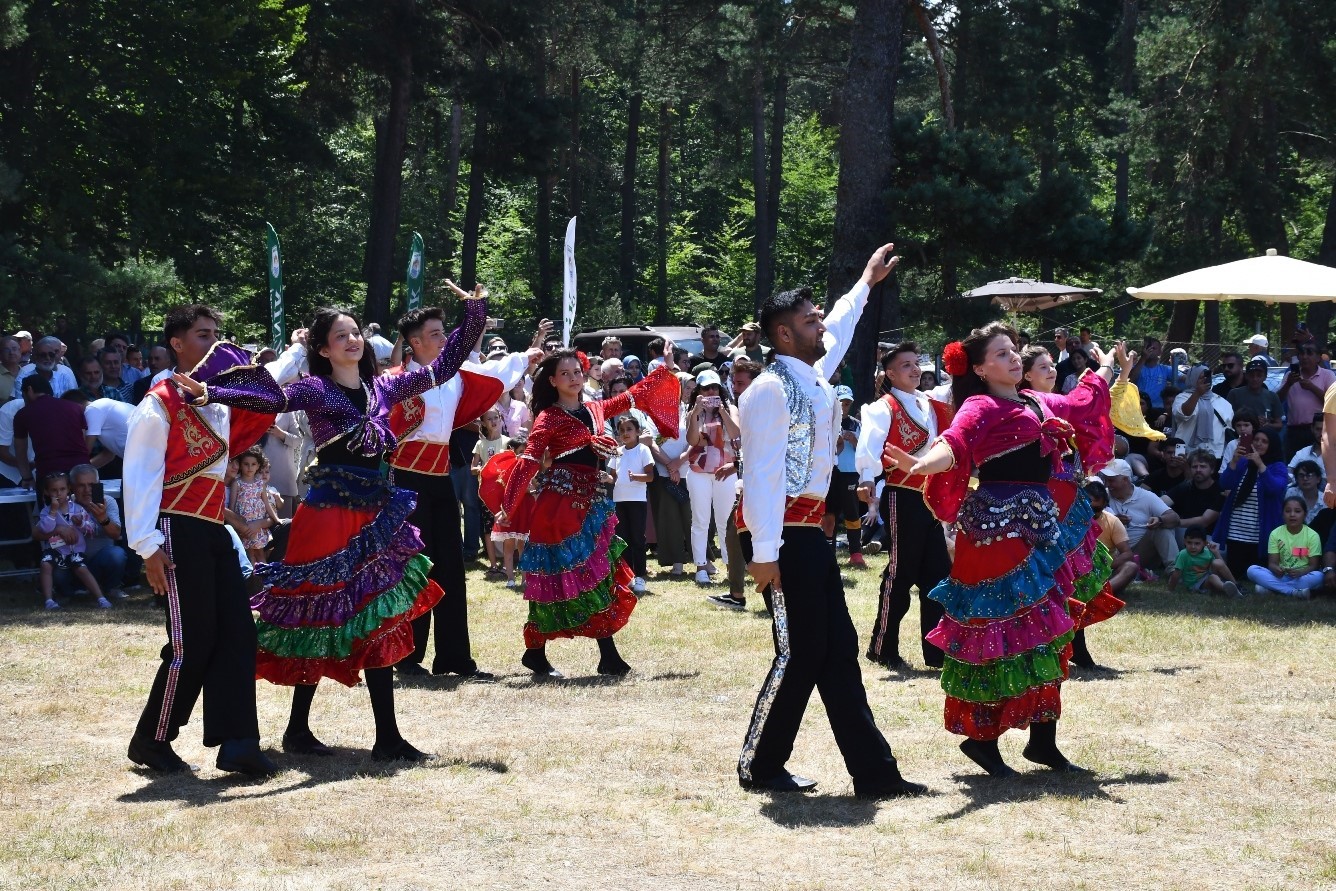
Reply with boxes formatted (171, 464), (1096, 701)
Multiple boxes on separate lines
(0, 562), (1333, 891)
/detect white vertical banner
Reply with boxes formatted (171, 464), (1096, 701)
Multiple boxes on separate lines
(562, 216), (578, 347)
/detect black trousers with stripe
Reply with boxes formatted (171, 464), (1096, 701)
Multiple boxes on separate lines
(867, 485), (948, 667)
(394, 468), (476, 674)
(135, 514), (259, 746)
(738, 525), (903, 791)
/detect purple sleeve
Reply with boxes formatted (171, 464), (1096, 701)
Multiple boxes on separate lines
(378, 298), (488, 407)
(201, 370), (321, 415)
(73, 504), (96, 536)
(35, 510), (56, 534)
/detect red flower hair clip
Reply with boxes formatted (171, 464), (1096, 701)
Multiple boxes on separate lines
(942, 341), (968, 377)
(575, 351), (591, 373)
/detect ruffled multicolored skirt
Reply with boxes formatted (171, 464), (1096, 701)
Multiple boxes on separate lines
(251, 465), (444, 687)
(926, 480), (1090, 740)
(517, 464), (636, 649)
(1050, 463), (1123, 632)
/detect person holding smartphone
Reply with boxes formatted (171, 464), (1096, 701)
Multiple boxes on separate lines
(685, 369), (740, 585)
(68, 463), (132, 601)
(1172, 364), (1233, 462)
(1213, 428), (1290, 583)
(1278, 341), (1336, 461)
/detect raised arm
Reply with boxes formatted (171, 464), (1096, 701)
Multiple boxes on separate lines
(597, 365), (682, 439)
(502, 412), (551, 515)
(814, 244), (897, 380)
(379, 293), (488, 406)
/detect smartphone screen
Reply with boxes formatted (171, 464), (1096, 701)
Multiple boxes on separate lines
(91, 482), (105, 504)
(1236, 432), (1254, 454)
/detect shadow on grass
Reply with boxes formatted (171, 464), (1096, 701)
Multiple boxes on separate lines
(758, 793), (880, 827)
(0, 596), (164, 628)
(1121, 584), (1336, 627)
(117, 746), (510, 807)
(938, 769), (1172, 821)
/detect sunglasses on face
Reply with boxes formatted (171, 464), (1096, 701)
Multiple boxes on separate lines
(34, 351), (57, 359)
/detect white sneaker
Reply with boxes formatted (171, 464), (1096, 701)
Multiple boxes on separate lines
(695, 570), (712, 585)
(632, 577), (647, 594)
(109, 588), (128, 601)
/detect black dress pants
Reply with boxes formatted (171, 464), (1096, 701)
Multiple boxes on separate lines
(395, 468), (476, 674)
(738, 525), (903, 791)
(867, 486), (948, 667)
(135, 515), (258, 746)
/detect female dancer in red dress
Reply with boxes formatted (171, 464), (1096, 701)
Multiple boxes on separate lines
(500, 347), (682, 678)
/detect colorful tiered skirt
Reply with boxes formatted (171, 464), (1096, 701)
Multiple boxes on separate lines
(1049, 463), (1123, 634)
(926, 480), (1090, 739)
(251, 465), (444, 688)
(517, 464), (636, 649)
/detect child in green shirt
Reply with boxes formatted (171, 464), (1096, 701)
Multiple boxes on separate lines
(1168, 526), (1241, 596)
(1245, 496), (1324, 598)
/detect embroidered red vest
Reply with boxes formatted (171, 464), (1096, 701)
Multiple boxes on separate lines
(879, 393), (955, 492)
(151, 381), (227, 522)
(386, 366), (505, 476)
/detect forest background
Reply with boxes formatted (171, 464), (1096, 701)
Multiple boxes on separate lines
(2, 0), (1335, 400)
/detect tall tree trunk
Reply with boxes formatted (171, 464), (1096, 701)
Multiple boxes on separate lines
(908, 0), (954, 129)
(655, 102), (671, 323)
(441, 100), (463, 279)
(568, 67), (581, 217)
(1113, 0), (1138, 334)
(764, 69), (787, 300)
(752, 62), (772, 316)
(619, 92), (643, 311)
(459, 104), (490, 289)
(1304, 177), (1336, 344)
(362, 48), (414, 327)
(827, 0), (906, 406)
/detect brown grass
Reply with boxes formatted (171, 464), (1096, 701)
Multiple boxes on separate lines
(0, 566), (1333, 891)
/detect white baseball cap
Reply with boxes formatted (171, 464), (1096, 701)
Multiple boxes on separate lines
(1099, 458), (1134, 479)
(1245, 334), (1268, 349)
(696, 369), (722, 388)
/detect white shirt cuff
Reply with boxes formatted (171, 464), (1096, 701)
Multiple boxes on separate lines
(751, 539), (781, 564)
(132, 530), (165, 561)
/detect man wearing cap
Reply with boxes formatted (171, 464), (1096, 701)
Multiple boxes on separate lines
(1100, 458), (1180, 571)
(729, 323), (765, 363)
(1245, 334), (1275, 366)
(1278, 340), (1336, 461)
(822, 385), (865, 568)
(1129, 336), (1173, 410)
(855, 341), (952, 670)
(1227, 358), (1284, 437)
(1171, 365), (1233, 461)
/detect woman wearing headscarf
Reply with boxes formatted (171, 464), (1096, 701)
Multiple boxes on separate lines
(1213, 428), (1289, 583)
(1171, 364), (1233, 463)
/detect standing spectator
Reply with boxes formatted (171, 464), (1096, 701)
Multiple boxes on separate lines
(1246, 496), (1324, 597)
(0, 393), (33, 486)
(1130, 336), (1174, 410)
(1245, 333), (1275, 366)
(262, 412), (304, 519)
(825, 385), (865, 567)
(98, 348), (134, 401)
(449, 423), (483, 560)
(1278, 341), (1336, 460)
(1227, 358), (1285, 437)
(649, 372), (693, 577)
(82, 395), (134, 478)
(728, 322), (765, 363)
(1172, 364), (1234, 460)
(1101, 458), (1181, 572)
(12, 376), (90, 485)
(599, 336), (623, 360)
(1214, 428), (1288, 582)
(1213, 351), (1245, 398)
(498, 380), (532, 436)
(645, 337), (667, 373)
(12, 336), (76, 400)
(684, 369), (738, 584)
(690, 325), (729, 370)
(132, 345), (172, 403)
(610, 414), (654, 594)
(710, 357), (761, 610)
(1163, 450), (1225, 541)
(69, 463), (132, 599)
(0, 336), (20, 405)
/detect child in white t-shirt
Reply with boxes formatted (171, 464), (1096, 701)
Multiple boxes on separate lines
(609, 414), (654, 595)
(472, 408), (510, 577)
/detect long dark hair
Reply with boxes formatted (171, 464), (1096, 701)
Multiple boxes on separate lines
(307, 307), (378, 383)
(531, 348), (584, 414)
(951, 322), (1020, 408)
(1232, 428), (1282, 506)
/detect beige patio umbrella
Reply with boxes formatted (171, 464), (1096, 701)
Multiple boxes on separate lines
(1127, 249), (1336, 303)
(960, 277), (1102, 313)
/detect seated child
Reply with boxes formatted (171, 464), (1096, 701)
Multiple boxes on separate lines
(1169, 525), (1242, 597)
(1085, 480), (1139, 596)
(35, 472), (109, 609)
(1246, 495), (1324, 598)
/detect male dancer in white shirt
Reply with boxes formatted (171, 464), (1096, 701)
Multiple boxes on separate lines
(735, 244), (926, 798)
(855, 342), (952, 670)
(388, 302), (541, 678)
(124, 306), (306, 774)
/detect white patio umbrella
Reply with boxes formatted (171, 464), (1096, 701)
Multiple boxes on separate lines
(1127, 249), (1336, 303)
(959, 277), (1102, 313)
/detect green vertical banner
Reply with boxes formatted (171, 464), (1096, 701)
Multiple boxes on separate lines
(265, 222), (285, 350)
(405, 231), (425, 312)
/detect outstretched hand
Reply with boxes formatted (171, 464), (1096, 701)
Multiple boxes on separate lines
(884, 444), (924, 477)
(445, 279), (488, 301)
(172, 372), (206, 400)
(862, 243), (899, 288)
(663, 340), (679, 372)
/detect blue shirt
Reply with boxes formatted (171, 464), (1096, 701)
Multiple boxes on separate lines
(1138, 362), (1174, 409)
(836, 415), (859, 474)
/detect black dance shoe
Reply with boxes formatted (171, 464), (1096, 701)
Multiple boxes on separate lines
(521, 649), (563, 679)
(433, 665), (496, 682)
(1022, 721), (1091, 773)
(394, 662), (430, 677)
(371, 739), (436, 763)
(216, 738), (279, 777)
(596, 657), (632, 676)
(865, 650), (907, 670)
(739, 772), (819, 793)
(959, 738), (1017, 777)
(127, 734), (197, 773)
(281, 730), (334, 757)
(854, 776), (930, 799)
